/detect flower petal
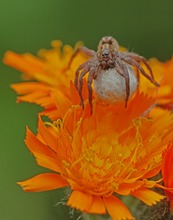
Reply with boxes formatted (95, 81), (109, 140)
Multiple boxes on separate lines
(17, 173), (68, 192)
(38, 116), (57, 152)
(35, 153), (61, 173)
(25, 127), (56, 158)
(103, 196), (134, 220)
(87, 196), (106, 214)
(67, 190), (92, 212)
(116, 181), (144, 195)
(131, 188), (165, 205)
(162, 144), (173, 213)
(11, 82), (50, 94)
(3, 51), (45, 76)
(162, 144), (173, 187)
(16, 92), (52, 107)
(40, 108), (60, 121)
(11, 82), (56, 111)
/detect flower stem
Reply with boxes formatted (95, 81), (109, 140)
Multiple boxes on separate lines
(82, 213), (109, 220)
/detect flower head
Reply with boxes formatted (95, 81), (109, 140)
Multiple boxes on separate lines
(18, 93), (173, 220)
(3, 40), (88, 119)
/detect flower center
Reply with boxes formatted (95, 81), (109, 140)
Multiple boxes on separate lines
(63, 132), (135, 196)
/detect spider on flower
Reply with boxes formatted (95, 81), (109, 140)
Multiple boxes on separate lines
(69, 36), (159, 113)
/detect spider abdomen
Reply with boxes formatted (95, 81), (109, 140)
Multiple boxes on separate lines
(94, 65), (138, 103)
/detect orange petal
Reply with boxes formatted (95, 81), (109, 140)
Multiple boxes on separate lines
(131, 188), (165, 205)
(16, 92), (52, 106)
(87, 196), (106, 214)
(11, 82), (49, 94)
(35, 153), (61, 173)
(142, 165), (161, 179)
(3, 51), (45, 76)
(40, 108), (60, 121)
(93, 91), (156, 133)
(162, 144), (173, 187)
(70, 80), (88, 105)
(103, 195), (134, 220)
(128, 91), (156, 117)
(17, 173), (68, 192)
(67, 190), (92, 212)
(50, 90), (72, 118)
(11, 82), (54, 108)
(38, 116), (57, 152)
(116, 181), (144, 195)
(25, 127), (56, 158)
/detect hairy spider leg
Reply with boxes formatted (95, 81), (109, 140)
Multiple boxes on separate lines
(114, 60), (126, 77)
(121, 56), (160, 87)
(126, 52), (154, 79)
(136, 69), (140, 84)
(87, 68), (95, 114)
(78, 66), (90, 109)
(68, 46), (95, 69)
(121, 63), (130, 107)
(74, 62), (89, 89)
(116, 58), (130, 107)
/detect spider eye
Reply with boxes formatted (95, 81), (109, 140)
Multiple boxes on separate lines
(102, 41), (106, 45)
(109, 40), (112, 44)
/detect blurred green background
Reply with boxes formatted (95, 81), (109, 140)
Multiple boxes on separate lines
(0, 0), (173, 219)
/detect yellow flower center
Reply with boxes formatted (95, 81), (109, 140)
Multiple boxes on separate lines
(62, 131), (139, 196)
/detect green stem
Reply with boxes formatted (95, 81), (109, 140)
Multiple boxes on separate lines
(82, 213), (109, 220)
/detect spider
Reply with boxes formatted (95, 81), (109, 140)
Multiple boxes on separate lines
(69, 36), (159, 113)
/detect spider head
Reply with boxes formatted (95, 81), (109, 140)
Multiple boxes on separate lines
(97, 36), (119, 60)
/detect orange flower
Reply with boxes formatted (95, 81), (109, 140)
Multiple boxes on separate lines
(162, 143), (173, 213)
(18, 93), (173, 220)
(3, 40), (88, 120)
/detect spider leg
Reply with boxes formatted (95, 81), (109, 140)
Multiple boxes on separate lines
(87, 69), (95, 114)
(78, 66), (90, 109)
(68, 46), (96, 69)
(121, 56), (159, 87)
(116, 59), (130, 107)
(121, 64), (130, 107)
(136, 69), (140, 89)
(75, 61), (90, 89)
(114, 60), (125, 77)
(125, 52), (154, 79)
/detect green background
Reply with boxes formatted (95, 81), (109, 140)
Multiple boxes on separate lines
(0, 0), (173, 219)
